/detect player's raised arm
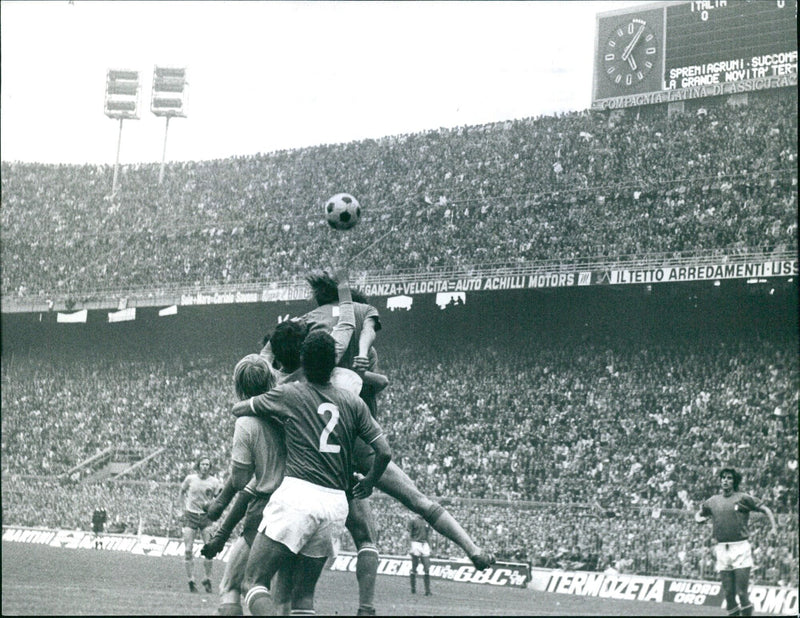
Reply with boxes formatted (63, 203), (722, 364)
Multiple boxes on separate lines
(694, 502), (710, 523)
(330, 268), (356, 363)
(757, 503), (779, 536)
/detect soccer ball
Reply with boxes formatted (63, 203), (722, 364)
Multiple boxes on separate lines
(325, 193), (361, 230)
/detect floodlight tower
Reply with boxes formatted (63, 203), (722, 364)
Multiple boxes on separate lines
(151, 67), (188, 185)
(104, 69), (141, 196)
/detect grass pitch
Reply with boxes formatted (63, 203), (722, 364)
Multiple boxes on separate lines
(2, 541), (723, 615)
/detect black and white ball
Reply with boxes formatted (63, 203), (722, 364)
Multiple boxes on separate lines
(325, 193), (361, 230)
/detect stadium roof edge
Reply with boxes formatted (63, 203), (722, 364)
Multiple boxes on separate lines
(595, 0), (688, 19)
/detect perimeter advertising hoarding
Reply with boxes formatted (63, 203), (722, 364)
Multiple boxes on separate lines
(530, 567), (797, 615)
(173, 258), (797, 306)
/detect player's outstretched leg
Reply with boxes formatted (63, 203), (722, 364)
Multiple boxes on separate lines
(375, 461), (495, 570)
(346, 498), (380, 616)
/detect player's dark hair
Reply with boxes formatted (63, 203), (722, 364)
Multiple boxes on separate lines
(196, 456), (211, 469)
(719, 467), (742, 491)
(301, 330), (337, 385)
(270, 320), (308, 373)
(233, 353), (276, 400)
(306, 271), (370, 306)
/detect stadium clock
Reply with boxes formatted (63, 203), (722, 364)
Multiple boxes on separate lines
(603, 17), (660, 88)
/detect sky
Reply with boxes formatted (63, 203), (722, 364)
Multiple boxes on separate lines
(1, 0), (646, 165)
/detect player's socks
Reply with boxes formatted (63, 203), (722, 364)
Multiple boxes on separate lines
(217, 602), (244, 615)
(424, 573), (431, 595)
(423, 503), (487, 565)
(356, 545), (379, 615)
(740, 604), (753, 616)
(244, 585), (271, 616)
(410, 570), (416, 593)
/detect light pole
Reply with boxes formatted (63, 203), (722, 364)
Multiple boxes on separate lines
(104, 69), (140, 196)
(151, 67), (188, 185)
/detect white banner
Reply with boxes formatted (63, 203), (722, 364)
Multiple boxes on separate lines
(56, 309), (88, 323)
(108, 307), (136, 323)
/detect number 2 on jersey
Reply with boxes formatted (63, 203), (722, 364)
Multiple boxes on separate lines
(317, 403), (341, 453)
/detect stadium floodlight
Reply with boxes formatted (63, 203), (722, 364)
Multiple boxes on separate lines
(104, 69), (141, 197)
(104, 69), (140, 120)
(151, 66), (188, 185)
(151, 66), (187, 118)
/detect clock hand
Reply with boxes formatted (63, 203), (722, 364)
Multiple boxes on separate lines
(627, 55), (637, 71)
(621, 24), (646, 61)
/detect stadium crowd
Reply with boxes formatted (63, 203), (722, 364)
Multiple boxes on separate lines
(2, 88), (797, 589)
(3, 328), (797, 585)
(2, 90), (796, 300)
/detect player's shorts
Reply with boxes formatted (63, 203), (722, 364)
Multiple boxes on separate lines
(715, 540), (753, 572)
(410, 541), (431, 557)
(258, 476), (348, 559)
(182, 510), (213, 532)
(241, 493), (271, 547)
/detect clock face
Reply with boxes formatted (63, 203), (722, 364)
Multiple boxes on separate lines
(603, 18), (659, 87)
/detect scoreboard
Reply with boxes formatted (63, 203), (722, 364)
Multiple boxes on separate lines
(592, 0), (797, 110)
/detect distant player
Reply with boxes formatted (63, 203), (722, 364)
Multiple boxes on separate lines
(695, 467), (778, 617)
(407, 514), (432, 596)
(237, 330), (392, 616)
(91, 507), (107, 550)
(179, 456), (222, 593)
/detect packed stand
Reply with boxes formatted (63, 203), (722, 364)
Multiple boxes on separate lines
(2, 91), (796, 299)
(2, 330), (797, 585)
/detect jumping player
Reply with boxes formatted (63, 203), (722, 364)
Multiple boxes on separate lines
(202, 271), (373, 614)
(695, 467), (778, 616)
(179, 456), (222, 593)
(301, 272), (495, 574)
(237, 330), (392, 616)
(407, 514), (433, 596)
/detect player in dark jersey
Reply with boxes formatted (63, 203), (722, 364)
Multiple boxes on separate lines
(695, 467), (778, 617)
(236, 331), (392, 616)
(302, 272), (495, 574)
(407, 514), (432, 596)
(91, 507), (107, 550)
